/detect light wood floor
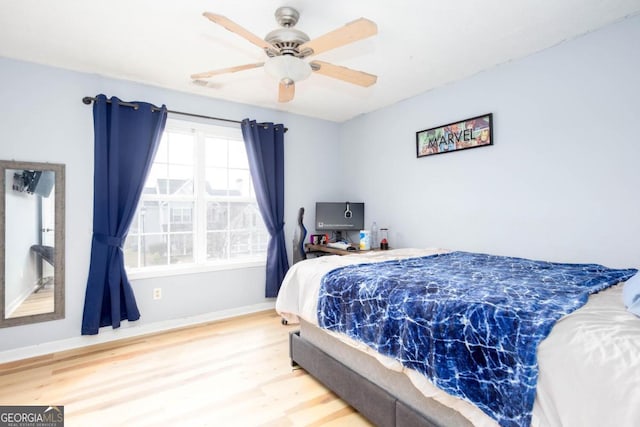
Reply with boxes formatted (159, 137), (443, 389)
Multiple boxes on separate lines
(0, 310), (372, 427)
(7, 285), (54, 318)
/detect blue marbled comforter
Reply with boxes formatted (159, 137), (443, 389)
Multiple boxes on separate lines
(317, 251), (637, 427)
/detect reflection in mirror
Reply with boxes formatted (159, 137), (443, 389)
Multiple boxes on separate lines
(0, 160), (65, 328)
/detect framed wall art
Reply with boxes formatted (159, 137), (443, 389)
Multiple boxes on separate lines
(416, 113), (493, 158)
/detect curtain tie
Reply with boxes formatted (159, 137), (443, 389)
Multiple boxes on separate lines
(94, 233), (125, 249)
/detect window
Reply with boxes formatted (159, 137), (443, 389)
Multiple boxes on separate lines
(124, 118), (268, 273)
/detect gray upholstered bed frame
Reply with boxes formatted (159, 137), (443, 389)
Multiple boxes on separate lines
(290, 321), (474, 427)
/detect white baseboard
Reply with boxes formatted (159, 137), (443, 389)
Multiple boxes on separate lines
(0, 301), (276, 364)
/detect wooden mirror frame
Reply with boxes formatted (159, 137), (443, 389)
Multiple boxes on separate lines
(0, 160), (65, 328)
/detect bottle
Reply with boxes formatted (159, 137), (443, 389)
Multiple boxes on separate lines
(380, 228), (389, 250)
(370, 221), (378, 249)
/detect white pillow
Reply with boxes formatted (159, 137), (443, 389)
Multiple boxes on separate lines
(622, 273), (640, 316)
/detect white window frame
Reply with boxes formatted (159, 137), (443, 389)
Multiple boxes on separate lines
(126, 117), (267, 280)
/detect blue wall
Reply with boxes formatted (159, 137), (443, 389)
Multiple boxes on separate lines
(0, 59), (340, 353)
(339, 14), (640, 269)
(1, 14), (638, 356)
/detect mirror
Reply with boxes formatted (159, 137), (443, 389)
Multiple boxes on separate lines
(0, 160), (65, 328)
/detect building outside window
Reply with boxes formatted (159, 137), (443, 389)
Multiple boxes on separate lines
(124, 119), (268, 274)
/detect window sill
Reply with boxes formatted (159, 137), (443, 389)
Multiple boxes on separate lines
(127, 259), (266, 280)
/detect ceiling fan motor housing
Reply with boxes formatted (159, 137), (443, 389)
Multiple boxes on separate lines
(265, 27), (310, 57)
(266, 7), (310, 58)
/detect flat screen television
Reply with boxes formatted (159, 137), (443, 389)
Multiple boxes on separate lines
(315, 202), (364, 234)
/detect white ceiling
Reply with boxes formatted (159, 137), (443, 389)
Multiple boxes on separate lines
(1, 1), (639, 122)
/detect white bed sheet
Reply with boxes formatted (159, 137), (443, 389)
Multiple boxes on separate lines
(276, 248), (640, 427)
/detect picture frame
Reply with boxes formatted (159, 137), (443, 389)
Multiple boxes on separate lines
(416, 113), (493, 158)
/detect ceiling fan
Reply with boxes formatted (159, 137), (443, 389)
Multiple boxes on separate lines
(191, 6), (378, 103)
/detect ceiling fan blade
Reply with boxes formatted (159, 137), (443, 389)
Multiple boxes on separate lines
(278, 80), (295, 103)
(203, 12), (275, 51)
(311, 61), (377, 87)
(190, 62), (264, 79)
(299, 18), (377, 57)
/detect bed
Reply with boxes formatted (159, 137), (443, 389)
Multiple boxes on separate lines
(276, 248), (640, 427)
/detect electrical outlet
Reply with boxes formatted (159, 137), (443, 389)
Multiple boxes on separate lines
(153, 288), (162, 300)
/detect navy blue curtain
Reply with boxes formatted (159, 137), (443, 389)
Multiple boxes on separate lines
(81, 94), (167, 335)
(241, 119), (289, 297)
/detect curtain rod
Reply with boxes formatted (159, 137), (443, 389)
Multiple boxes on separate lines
(81, 96), (287, 131)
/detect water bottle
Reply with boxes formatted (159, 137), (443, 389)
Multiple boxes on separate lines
(370, 221), (378, 250)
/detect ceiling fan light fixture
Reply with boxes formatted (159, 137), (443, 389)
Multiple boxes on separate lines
(264, 55), (312, 83)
